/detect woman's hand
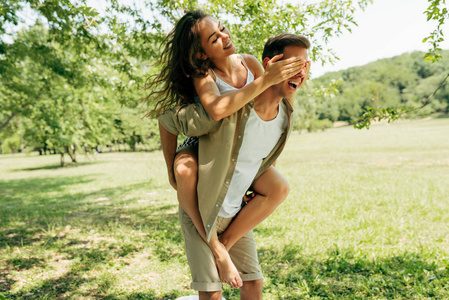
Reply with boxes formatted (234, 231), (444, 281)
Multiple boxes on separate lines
(298, 60), (311, 88)
(263, 54), (307, 86)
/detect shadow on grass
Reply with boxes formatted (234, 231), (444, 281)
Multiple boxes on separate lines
(3, 244), (183, 299)
(1, 172), (185, 298)
(6, 257), (46, 271)
(256, 243), (449, 299)
(15, 160), (107, 172)
(0, 174), (181, 251)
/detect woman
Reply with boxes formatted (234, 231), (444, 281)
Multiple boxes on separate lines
(146, 10), (307, 289)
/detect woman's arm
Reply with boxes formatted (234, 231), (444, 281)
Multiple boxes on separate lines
(194, 55), (306, 121)
(241, 54), (264, 80)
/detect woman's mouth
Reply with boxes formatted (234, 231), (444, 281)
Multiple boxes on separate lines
(224, 40), (232, 50)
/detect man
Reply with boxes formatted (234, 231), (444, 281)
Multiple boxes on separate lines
(159, 33), (310, 300)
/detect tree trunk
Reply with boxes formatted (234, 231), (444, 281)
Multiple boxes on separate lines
(66, 145), (77, 163)
(0, 113), (16, 134)
(60, 153), (65, 167)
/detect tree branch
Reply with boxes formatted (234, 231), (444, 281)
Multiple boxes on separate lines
(353, 71), (449, 130)
(420, 72), (449, 108)
(0, 113), (16, 133)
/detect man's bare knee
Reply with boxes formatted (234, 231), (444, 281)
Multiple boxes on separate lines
(241, 279), (263, 300)
(243, 278), (263, 289)
(199, 291), (222, 300)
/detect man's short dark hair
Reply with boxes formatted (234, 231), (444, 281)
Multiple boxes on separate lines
(262, 33), (311, 60)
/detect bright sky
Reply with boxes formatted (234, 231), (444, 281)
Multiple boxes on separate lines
(310, 0), (449, 77)
(6, 0), (448, 79)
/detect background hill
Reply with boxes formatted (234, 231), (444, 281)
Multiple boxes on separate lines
(294, 50), (449, 132)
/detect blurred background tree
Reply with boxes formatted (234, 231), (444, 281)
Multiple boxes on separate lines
(0, 0), (447, 163)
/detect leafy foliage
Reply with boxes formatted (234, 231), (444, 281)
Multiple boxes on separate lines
(423, 0), (449, 62)
(0, 0), (447, 159)
(296, 51), (449, 130)
(0, 0), (373, 161)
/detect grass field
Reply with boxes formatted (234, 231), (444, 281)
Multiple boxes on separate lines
(1, 118), (448, 299)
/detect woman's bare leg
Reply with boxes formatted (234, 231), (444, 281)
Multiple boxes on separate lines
(174, 146), (242, 288)
(174, 146), (207, 241)
(219, 166), (289, 251)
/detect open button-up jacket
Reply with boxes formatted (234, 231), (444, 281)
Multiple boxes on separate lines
(158, 99), (295, 241)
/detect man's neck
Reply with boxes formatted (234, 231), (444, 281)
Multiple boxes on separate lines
(253, 89), (284, 121)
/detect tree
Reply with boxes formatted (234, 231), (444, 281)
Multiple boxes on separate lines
(296, 50), (449, 129)
(1, 0), (375, 163)
(351, 0), (449, 129)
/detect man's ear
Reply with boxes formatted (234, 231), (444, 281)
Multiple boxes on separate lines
(262, 57), (271, 70)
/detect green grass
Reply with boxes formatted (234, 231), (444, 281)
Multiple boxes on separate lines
(1, 118), (448, 299)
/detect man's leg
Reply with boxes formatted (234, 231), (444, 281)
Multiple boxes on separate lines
(199, 291), (223, 300)
(220, 166), (289, 250)
(240, 279), (263, 300)
(179, 207), (223, 293)
(175, 146), (242, 288)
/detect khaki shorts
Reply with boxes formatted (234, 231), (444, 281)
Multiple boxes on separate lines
(179, 207), (263, 292)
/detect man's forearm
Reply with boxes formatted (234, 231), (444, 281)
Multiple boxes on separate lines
(159, 121), (178, 178)
(158, 103), (220, 137)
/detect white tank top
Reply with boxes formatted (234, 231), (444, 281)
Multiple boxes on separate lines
(209, 54), (286, 218)
(218, 104), (288, 218)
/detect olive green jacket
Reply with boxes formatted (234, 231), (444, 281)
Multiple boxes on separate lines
(158, 99), (295, 241)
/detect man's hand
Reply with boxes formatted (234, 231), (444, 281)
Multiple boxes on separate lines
(159, 121), (179, 191)
(168, 170), (177, 190)
(243, 190), (257, 203)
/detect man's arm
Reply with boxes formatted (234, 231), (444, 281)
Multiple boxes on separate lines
(159, 121), (178, 190)
(158, 102), (222, 189)
(158, 103), (221, 137)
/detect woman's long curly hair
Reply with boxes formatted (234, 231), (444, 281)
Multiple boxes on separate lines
(145, 10), (214, 117)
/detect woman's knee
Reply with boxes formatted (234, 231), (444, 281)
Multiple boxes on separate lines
(272, 177), (290, 203)
(279, 178), (290, 198)
(174, 154), (198, 180)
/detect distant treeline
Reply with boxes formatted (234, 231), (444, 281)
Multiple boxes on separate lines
(294, 51), (449, 132)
